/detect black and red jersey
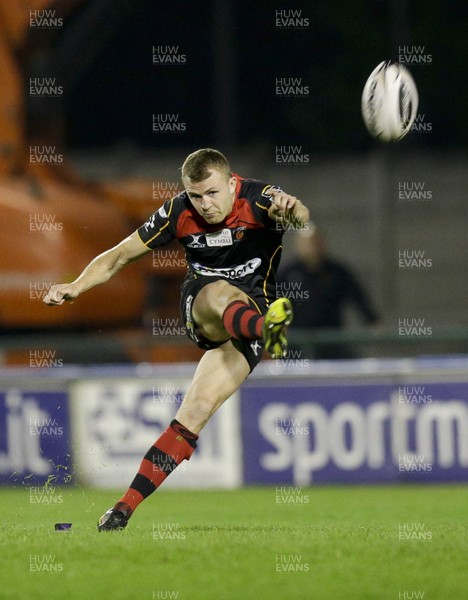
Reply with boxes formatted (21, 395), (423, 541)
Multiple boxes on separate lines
(137, 174), (286, 305)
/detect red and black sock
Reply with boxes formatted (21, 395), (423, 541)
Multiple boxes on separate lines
(116, 419), (198, 517)
(222, 300), (264, 340)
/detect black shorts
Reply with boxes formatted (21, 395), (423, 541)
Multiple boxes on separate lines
(180, 275), (266, 372)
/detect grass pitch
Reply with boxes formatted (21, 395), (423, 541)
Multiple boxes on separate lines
(1, 485), (467, 600)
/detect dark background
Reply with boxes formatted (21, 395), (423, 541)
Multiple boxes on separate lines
(48, 0), (467, 154)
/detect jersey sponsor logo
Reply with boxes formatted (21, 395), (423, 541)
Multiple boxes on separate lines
(205, 228), (233, 247)
(186, 234), (206, 248)
(158, 205), (168, 218)
(191, 258), (262, 279)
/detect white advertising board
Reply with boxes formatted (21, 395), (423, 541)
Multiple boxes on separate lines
(71, 378), (241, 489)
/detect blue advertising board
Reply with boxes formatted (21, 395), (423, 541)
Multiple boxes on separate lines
(0, 389), (72, 485)
(241, 382), (468, 484)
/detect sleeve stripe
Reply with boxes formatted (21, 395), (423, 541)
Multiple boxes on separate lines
(144, 220), (171, 246)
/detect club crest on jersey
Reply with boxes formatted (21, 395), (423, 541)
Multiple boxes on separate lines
(206, 228), (233, 247)
(186, 234), (206, 248)
(234, 226), (246, 240)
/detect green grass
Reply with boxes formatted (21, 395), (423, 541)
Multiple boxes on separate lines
(1, 485), (467, 599)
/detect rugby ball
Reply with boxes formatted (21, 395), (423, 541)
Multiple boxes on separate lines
(361, 61), (419, 142)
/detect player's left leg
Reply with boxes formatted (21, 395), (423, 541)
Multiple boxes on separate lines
(98, 341), (250, 531)
(173, 338), (250, 433)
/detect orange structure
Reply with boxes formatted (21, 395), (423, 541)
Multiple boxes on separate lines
(0, 2), (185, 334)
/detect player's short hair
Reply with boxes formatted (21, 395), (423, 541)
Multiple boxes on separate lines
(181, 148), (231, 182)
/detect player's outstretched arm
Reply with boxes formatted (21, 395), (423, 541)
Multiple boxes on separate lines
(43, 231), (150, 306)
(267, 189), (310, 228)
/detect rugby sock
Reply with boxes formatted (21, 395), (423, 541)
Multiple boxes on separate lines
(116, 419), (198, 516)
(222, 300), (263, 340)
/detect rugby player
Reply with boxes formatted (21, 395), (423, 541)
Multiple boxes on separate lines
(44, 148), (310, 530)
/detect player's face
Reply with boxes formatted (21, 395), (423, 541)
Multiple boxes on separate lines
(184, 169), (236, 224)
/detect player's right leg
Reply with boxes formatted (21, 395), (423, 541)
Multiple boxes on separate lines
(98, 341), (250, 531)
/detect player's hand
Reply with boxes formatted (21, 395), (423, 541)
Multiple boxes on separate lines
(266, 189), (299, 222)
(43, 284), (79, 306)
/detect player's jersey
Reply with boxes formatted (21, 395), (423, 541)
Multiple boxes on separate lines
(137, 175), (285, 305)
